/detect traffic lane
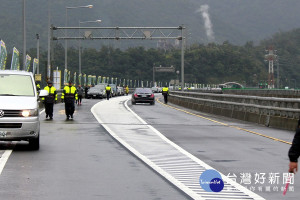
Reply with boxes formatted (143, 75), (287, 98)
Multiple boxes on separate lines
(128, 97), (299, 199)
(155, 95), (295, 144)
(0, 98), (190, 200)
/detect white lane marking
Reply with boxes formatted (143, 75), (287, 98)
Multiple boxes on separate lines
(91, 97), (265, 200)
(0, 150), (12, 175)
(123, 100), (264, 199)
(91, 98), (203, 200)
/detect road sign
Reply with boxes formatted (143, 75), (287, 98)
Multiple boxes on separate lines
(154, 66), (175, 73)
(35, 74), (41, 81)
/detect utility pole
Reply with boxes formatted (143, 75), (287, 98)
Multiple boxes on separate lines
(265, 47), (277, 89)
(36, 34), (39, 74)
(23, 0), (26, 70)
(276, 56), (280, 88)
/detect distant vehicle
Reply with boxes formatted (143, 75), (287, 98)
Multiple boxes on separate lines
(87, 84), (106, 99)
(117, 86), (125, 96)
(109, 84), (117, 97)
(0, 70), (48, 150)
(151, 86), (159, 93)
(131, 88), (155, 105)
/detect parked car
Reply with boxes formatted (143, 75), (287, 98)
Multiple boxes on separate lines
(117, 86), (125, 96)
(87, 84), (106, 99)
(131, 88), (155, 105)
(0, 70), (48, 150)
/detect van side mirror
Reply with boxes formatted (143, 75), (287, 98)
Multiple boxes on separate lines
(39, 90), (49, 97)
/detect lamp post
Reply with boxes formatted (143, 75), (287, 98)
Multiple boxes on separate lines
(79, 19), (101, 75)
(36, 34), (39, 74)
(23, 0), (26, 70)
(65, 5), (93, 71)
(176, 70), (180, 90)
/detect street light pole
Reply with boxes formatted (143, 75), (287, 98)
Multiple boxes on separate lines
(23, 0), (26, 70)
(65, 5), (93, 71)
(180, 25), (185, 90)
(65, 8), (68, 71)
(36, 34), (39, 74)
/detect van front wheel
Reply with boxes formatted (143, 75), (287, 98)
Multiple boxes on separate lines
(29, 134), (40, 150)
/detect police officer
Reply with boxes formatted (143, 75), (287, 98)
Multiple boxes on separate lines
(106, 85), (112, 100)
(162, 86), (169, 104)
(61, 81), (78, 120)
(84, 85), (89, 99)
(288, 121), (300, 173)
(125, 85), (129, 96)
(42, 81), (57, 119)
(36, 81), (41, 92)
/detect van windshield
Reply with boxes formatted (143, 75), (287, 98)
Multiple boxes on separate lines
(0, 74), (35, 96)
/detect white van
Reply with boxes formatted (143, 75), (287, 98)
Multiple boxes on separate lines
(0, 70), (48, 150)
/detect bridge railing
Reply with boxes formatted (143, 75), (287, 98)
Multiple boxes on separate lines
(169, 91), (300, 130)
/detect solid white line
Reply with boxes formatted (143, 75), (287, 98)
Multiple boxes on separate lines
(91, 97), (264, 200)
(0, 150), (12, 175)
(91, 99), (203, 200)
(123, 99), (265, 200)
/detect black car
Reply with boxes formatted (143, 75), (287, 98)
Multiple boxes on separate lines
(87, 84), (106, 99)
(131, 88), (155, 105)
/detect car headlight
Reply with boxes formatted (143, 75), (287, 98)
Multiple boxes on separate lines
(22, 109), (38, 117)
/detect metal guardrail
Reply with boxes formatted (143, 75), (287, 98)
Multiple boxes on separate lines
(171, 91), (300, 118)
(169, 91), (300, 130)
(222, 88), (300, 98)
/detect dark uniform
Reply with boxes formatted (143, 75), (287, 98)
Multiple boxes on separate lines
(84, 86), (89, 99)
(77, 85), (84, 105)
(106, 85), (112, 100)
(42, 81), (57, 119)
(288, 122), (300, 173)
(61, 81), (78, 119)
(162, 87), (169, 104)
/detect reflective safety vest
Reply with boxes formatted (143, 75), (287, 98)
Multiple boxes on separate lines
(106, 86), (111, 92)
(42, 86), (57, 103)
(162, 87), (169, 93)
(162, 87), (169, 92)
(62, 86), (78, 103)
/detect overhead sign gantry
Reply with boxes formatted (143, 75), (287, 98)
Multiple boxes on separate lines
(49, 25), (186, 89)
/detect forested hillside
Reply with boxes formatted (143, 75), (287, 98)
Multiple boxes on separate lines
(1, 0), (300, 51)
(2, 28), (296, 88)
(1, 1), (300, 88)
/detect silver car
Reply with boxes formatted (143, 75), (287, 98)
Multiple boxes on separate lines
(0, 70), (48, 150)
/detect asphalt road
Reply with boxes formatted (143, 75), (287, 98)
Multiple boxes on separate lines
(128, 94), (299, 200)
(0, 94), (299, 200)
(0, 97), (189, 200)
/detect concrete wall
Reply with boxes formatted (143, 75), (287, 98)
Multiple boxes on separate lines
(169, 91), (299, 131)
(222, 89), (300, 98)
